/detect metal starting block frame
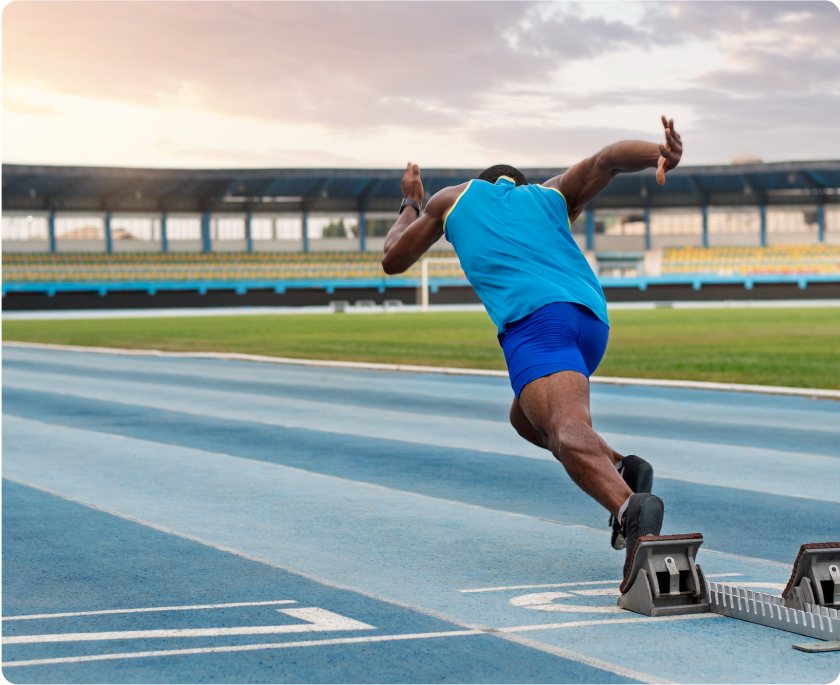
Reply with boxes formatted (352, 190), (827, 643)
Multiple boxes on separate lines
(782, 542), (840, 611)
(708, 582), (840, 642)
(618, 533), (710, 617)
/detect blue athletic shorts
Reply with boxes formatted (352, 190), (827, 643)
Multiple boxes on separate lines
(499, 301), (610, 399)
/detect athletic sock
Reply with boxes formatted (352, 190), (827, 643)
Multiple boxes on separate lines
(617, 495), (631, 525)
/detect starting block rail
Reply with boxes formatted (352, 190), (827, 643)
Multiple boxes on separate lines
(707, 581), (840, 642)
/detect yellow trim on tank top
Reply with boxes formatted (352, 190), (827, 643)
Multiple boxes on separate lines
(442, 180), (475, 234)
(538, 184), (567, 204)
(496, 175), (516, 185)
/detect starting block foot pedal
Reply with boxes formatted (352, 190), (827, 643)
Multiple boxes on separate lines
(782, 542), (840, 612)
(618, 533), (709, 617)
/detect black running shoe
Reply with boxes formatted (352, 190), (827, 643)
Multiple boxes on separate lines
(610, 455), (654, 550)
(620, 493), (664, 579)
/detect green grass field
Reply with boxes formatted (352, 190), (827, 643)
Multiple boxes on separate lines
(4, 307), (840, 389)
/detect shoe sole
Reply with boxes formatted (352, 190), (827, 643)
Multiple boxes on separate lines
(637, 495), (664, 537)
(622, 494), (665, 578)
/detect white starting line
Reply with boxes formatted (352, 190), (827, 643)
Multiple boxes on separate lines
(459, 573), (743, 594)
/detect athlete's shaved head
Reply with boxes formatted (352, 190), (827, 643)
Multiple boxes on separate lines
(478, 164), (528, 186)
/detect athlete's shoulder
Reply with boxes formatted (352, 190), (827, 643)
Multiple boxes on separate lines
(434, 181), (473, 230)
(533, 182), (568, 205)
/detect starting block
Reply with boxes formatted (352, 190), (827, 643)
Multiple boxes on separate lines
(707, 542), (840, 652)
(618, 533), (710, 617)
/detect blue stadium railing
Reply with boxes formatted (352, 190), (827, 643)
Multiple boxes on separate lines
(4, 273), (840, 298)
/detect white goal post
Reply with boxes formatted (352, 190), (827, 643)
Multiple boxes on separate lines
(420, 257), (462, 311)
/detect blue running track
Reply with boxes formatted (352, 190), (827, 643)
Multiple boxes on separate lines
(3, 344), (840, 683)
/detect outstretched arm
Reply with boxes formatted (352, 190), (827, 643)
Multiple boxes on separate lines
(382, 163), (465, 275)
(546, 116), (683, 223)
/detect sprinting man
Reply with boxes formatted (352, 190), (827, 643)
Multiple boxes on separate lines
(382, 117), (682, 579)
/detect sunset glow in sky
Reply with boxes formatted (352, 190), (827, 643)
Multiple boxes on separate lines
(3, 1), (840, 169)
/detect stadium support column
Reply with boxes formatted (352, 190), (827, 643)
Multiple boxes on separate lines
(245, 211), (253, 253)
(48, 209), (57, 253)
(201, 212), (212, 253)
(585, 208), (594, 251)
(817, 204), (825, 243)
(359, 211), (366, 252)
(104, 211), (113, 254)
(759, 204), (767, 247)
(701, 205), (708, 248)
(302, 211), (309, 253)
(644, 204), (651, 251)
(161, 212), (168, 253)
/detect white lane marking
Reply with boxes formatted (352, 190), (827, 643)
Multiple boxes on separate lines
(3, 608), (373, 645)
(1, 477), (673, 685)
(1, 630), (483, 668)
(701, 548), (791, 568)
(509, 592), (623, 614)
(510, 591), (572, 604)
(459, 573), (743, 593)
(462, 580), (622, 594)
(5, 341), (840, 399)
(3, 600), (297, 621)
(716, 582), (785, 591)
(498, 613), (720, 633)
(570, 588), (622, 596)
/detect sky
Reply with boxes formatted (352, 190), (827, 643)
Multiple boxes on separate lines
(2, 1), (839, 169)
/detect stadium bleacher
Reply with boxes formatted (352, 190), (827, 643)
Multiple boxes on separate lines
(662, 245), (840, 276)
(0, 251), (465, 285)
(4, 246), (839, 287)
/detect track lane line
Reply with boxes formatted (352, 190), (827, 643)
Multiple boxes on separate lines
(459, 574), (742, 593)
(497, 613), (721, 633)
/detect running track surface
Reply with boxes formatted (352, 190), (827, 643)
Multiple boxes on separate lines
(3, 344), (839, 684)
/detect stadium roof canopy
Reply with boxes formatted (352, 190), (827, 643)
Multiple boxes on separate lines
(3, 160), (839, 215)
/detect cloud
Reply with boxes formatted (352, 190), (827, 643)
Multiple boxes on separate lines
(2, 96), (58, 117)
(467, 124), (659, 167)
(148, 137), (363, 167)
(3, 1), (840, 166)
(1, 1), (652, 131)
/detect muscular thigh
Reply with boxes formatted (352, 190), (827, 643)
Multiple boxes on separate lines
(516, 370), (592, 438)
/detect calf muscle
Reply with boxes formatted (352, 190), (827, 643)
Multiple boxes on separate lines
(517, 371), (631, 517)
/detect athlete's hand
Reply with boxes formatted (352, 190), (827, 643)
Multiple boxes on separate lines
(401, 162), (424, 205)
(656, 116), (682, 186)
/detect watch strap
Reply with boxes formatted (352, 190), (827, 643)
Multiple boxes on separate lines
(399, 198), (421, 216)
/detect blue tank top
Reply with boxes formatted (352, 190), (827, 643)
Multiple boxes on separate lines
(443, 176), (608, 334)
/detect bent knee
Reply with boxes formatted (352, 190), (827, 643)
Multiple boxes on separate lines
(549, 418), (593, 458)
(509, 408), (532, 439)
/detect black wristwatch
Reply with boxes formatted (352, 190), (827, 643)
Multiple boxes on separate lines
(399, 198), (421, 216)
